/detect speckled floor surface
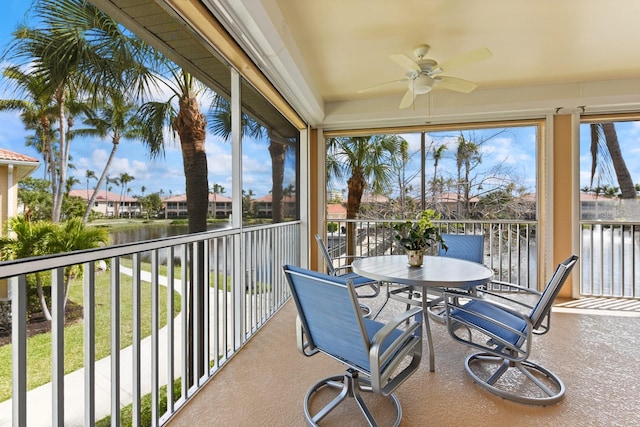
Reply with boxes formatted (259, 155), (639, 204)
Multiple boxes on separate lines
(167, 295), (640, 427)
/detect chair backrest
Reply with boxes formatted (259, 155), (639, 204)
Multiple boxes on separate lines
(315, 234), (337, 275)
(438, 233), (484, 264)
(283, 264), (372, 371)
(529, 255), (578, 329)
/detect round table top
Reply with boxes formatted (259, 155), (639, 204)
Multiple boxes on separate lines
(351, 254), (493, 288)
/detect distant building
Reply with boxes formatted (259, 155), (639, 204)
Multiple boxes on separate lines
(209, 193), (233, 218)
(163, 194), (187, 218)
(162, 193), (233, 218)
(579, 192), (622, 220)
(0, 148), (39, 300)
(252, 194), (296, 218)
(69, 189), (141, 218)
(327, 203), (346, 220)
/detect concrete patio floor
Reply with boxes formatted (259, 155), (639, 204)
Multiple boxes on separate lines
(166, 292), (640, 427)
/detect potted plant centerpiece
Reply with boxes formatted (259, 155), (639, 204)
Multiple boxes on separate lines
(393, 209), (447, 267)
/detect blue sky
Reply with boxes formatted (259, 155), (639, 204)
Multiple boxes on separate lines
(0, 1), (278, 198)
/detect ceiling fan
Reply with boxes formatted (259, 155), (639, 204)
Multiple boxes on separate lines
(360, 44), (492, 109)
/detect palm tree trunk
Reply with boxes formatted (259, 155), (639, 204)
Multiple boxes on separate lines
(52, 86), (67, 223)
(175, 96), (208, 233)
(35, 274), (52, 321)
(174, 93), (208, 385)
(83, 141), (119, 223)
(602, 122), (636, 199)
(346, 170), (366, 258)
(269, 141), (287, 223)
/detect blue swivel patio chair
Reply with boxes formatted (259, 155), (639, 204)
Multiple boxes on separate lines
(315, 234), (381, 316)
(426, 233), (485, 322)
(382, 233), (486, 320)
(443, 254), (578, 405)
(283, 264), (423, 426)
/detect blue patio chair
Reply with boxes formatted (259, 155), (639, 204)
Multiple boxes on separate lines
(426, 233), (486, 322)
(443, 254), (578, 405)
(314, 234), (381, 316)
(283, 264), (423, 426)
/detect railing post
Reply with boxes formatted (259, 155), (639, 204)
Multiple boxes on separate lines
(51, 268), (65, 427)
(131, 253), (141, 427)
(84, 262), (96, 427)
(11, 275), (27, 427)
(110, 257), (121, 427)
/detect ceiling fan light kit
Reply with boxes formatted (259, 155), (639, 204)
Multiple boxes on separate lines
(360, 42), (493, 109)
(412, 75), (434, 94)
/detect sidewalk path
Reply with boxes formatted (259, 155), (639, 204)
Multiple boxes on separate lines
(0, 266), (183, 427)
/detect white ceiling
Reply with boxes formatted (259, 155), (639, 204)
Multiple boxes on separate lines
(210, 0), (640, 129)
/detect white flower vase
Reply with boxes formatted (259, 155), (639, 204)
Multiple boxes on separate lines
(406, 249), (425, 267)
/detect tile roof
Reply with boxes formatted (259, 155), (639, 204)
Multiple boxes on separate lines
(0, 148), (39, 163)
(68, 189), (138, 202)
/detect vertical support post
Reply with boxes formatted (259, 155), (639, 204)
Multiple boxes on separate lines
(231, 68), (244, 349)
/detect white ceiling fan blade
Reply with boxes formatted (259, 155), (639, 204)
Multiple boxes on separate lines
(437, 47), (492, 73)
(390, 54), (421, 72)
(399, 88), (416, 109)
(358, 78), (408, 93)
(435, 76), (478, 93)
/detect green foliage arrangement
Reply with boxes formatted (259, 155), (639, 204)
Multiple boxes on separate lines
(393, 209), (447, 252)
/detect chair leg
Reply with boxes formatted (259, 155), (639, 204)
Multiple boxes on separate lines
(464, 352), (566, 406)
(303, 368), (402, 427)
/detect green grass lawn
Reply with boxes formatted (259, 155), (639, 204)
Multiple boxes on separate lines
(0, 265), (182, 402)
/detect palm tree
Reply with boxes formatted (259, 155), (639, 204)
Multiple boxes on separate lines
(85, 170), (96, 197)
(64, 176), (80, 194)
(589, 122), (636, 199)
(326, 135), (405, 256)
(3, 0), (154, 222)
(138, 68), (209, 233)
(0, 66), (57, 183)
(46, 217), (109, 308)
(243, 189), (255, 216)
(75, 94), (149, 222)
(208, 95), (292, 223)
(210, 184), (226, 217)
(0, 215), (108, 319)
(0, 216), (55, 319)
(455, 134), (481, 217)
(432, 144), (447, 205)
(137, 67), (211, 385)
(391, 138), (410, 212)
(118, 172), (134, 217)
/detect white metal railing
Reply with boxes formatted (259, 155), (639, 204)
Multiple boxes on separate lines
(323, 219), (538, 288)
(580, 221), (640, 298)
(0, 221), (300, 427)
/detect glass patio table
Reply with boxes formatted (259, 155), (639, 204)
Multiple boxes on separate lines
(351, 254), (493, 372)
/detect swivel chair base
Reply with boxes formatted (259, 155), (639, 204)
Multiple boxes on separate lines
(465, 353), (566, 406)
(304, 368), (402, 426)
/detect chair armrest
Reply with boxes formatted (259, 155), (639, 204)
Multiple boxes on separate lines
(481, 280), (542, 311)
(332, 264), (353, 274)
(443, 290), (533, 362)
(372, 307), (423, 351)
(487, 279), (542, 296)
(330, 256), (367, 274)
(369, 307), (423, 395)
